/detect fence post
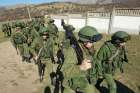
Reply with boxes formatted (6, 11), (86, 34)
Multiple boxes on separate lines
(85, 12), (88, 26)
(139, 25), (140, 35)
(67, 14), (69, 24)
(108, 6), (115, 34)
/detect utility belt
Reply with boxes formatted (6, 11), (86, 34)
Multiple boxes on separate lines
(103, 61), (116, 75)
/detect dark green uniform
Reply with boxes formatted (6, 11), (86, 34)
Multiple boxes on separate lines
(96, 31), (131, 93)
(61, 26), (103, 93)
(1, 24), (7, 37)
(46, 18), (59, 63)
(58, 40), (93, 93)
(30, 30), (55, 90)
(11, 27), (27, 61)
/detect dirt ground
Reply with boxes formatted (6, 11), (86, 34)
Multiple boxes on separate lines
(0, 41), (43, 93)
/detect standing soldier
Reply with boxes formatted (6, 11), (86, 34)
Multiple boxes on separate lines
(11, 21), (17, 32)
(96, 31), (131, 93)
(22, 26), (31, 39)
(1, 24), (7, 37)
(61, 19), (74, 40)
(30, 27), (55, 85)
(47, 18), (58, 38)
(46, 18), (59, 64)
(7, 23), (12, 37)
(61, 26), (102, 93)
(11, 25), (27, 61)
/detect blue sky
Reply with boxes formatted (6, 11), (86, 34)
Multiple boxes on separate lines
(0, 0), (59, 6)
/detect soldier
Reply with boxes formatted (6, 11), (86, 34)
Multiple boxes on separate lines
(30, 27), (56, 84)
(46, 18), (59, 64)
(7, 23), (12, 36)
(11, 21), (17, 32)
(1, 24), (7, 37)
(2, 23), (12, 37)
(47, 18), (58, 38)
(11, 25), (27, 61)
(96, 31), (131, 93)
(61, 26), (102, 93)
(61, 19), (74, 40)
(22, 26), (31, 39)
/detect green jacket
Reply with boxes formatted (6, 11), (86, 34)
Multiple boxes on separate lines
(97, 41), (127, 75)
(22, 27), (31, 39)
(11, 31), (28, 56)
(40, 38), (54, 59)
(2, 24), (7, 32)
(30, 37), (43, 57)
(30, 37), (54, 60)
(47, 23), (58, 37)
(79, 43), (100, 84)
(61, 40), (98, 90)
(30, 28), (40, 39)
(11, 31), (27, 46)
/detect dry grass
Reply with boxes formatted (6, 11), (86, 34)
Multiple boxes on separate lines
(0, 31), (9, 43)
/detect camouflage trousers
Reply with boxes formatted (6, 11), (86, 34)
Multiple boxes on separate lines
(17, 44), (31, 62)
(17, 44), (24, 56)
(104, 74), (117, 93)
(63, 84), (96, 93)
(96, 69), (121, 93)
(41, 58), (59, 92)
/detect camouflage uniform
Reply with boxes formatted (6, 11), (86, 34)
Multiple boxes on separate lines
(61, 26), (102, 93)
(96, 31), (131, 93)
(22, 27), (31, 39)
(30, 28), (55, 91)
(46, 18), (59, 63)
(11, 26), (28, 61)
(6, 23), (12, 37)
(1, 24), (7, 37)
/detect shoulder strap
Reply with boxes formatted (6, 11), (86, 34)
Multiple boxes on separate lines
(105, 41), (120, 63)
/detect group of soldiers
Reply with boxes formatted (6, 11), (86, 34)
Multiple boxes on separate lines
(1, 22), (12, 37)
(10, 16), (131, 93)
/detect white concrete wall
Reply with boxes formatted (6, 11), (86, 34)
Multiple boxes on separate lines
(69, 18), (86, 30)
(52, 15), (140, 34)
(53, 18), (85, 31)
(112, 16), (140, 34)
(87, 18), (109, 33)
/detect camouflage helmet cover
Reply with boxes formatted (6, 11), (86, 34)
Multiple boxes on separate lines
(78, 26), (102, 42)
(45, 15), (54, 23)
(111, 31), (131, 43)
(39, 27), (49, 36)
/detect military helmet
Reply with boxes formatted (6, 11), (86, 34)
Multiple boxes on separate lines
(49, 18), (55, 23)
(46, 18), (54, 23)
(15, 22), (21, 28)
(39, 27), (49, 36)
(78, 26), (102, 42)
(45, 17), (54, 23)
(111, 31), (131, 43)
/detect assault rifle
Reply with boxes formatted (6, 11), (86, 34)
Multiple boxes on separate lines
(61, 19), (83, 65)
